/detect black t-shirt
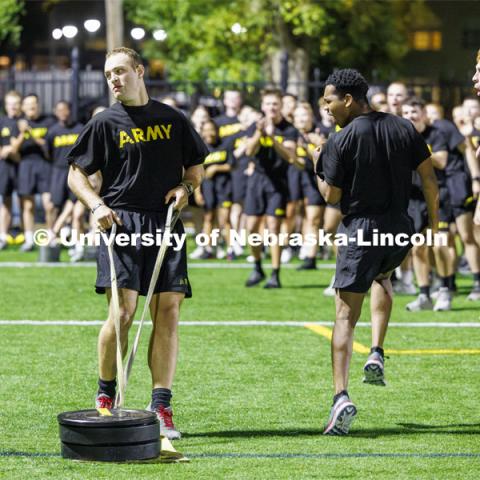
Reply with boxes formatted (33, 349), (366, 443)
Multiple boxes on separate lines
(246, 117), (298, 178)
(0, 116), (21, 163)
(66, 99), (208, 212)
(213, 114), (243, 141)
(203, 140), (235, 181)
(226, 129), (250, 171)
(432, 119), (466, 175)
(46, 122), (84, 169)
(11, 115), (56, 161)
(316, 111), (430, 216)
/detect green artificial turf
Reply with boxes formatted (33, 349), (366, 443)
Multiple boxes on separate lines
(0, 246), (479, 479)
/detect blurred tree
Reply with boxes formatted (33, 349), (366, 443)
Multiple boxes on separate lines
(0, 0), (25, 47)
(124, 0), (434, 88)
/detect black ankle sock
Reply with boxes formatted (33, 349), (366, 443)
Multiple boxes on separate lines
(447, 274), (456, 291)
(419, 286), (430, 297)
(98, 378), (116, 398)
(333, 390), (349, 405)
(439, 276), (449, 288)
(254, 260), (263, 273)
(305, 257), (316, 266)
(370, 346), (384, 358)
(151, 388), (172, 409)
(473, 272), (480, 283)
(272, 268), (279, 279)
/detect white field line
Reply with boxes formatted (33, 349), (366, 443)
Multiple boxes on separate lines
(0, 262), (336, 269)
(0, 320), (479, 328)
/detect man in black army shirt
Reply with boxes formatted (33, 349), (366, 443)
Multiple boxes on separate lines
(67, 47), (207, 440)
(314, 69), (439, 435)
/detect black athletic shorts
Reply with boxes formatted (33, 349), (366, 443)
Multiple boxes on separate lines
(201, 175), (232, 211)
(244, 171), (287, 217)
(231, 160), (249, 204)
(95, 208), (192, 298)
(0, 160), (18, 197)
(18, 158), (52, 196)
(408, 199), (429, 233)
(301, 170), (325, 207)
(334, 212), (415, 293)
(50, 166), (76, 208)
(287, 164), (302, 202)
(446, 171), (473, 208)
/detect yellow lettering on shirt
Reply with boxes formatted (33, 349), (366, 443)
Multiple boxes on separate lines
(53, 133), (79, 148)
(119, 124), (173, 148)
(427, 144), (433, 154)
(219, 123), (242, 138)
(204, 150), (227, 165)
(260, 135), (284, 147)
(1, 127), (10, 137)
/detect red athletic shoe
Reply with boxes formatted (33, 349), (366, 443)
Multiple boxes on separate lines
(95, 393), (114, 410)
(151, 405), (182, 440)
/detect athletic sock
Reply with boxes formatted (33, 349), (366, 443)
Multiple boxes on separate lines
(439, 276), (449, 289)
(151, 388), (172, 409)
(419, 286), (430, 297)
(254, 260), (263, 273)
(370, 346), (384, 358)
(305, 257), (316, 266)
(271, 268), (279, 279)
(333, 390), (349, 404)
(473, 272), (480, 284)
(447, 274), (456, 291)
(98, 378), (116, 398)
(24, 231), (33, 244)
(402, 269), (413, 285)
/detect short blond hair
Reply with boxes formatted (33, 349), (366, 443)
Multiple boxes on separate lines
(106, 47), (142, 69)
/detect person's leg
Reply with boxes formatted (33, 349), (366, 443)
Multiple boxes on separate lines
(0, 196), (12, 248)
(406, 244), (434, 311)
(323, 207), (343, 295)
(298, 204), (323, 269)
(41, 192), (55, 231)
(370, 276), (393, 349)
(245, 215), (265, 286)
(455, 212), (480, 298)
(432, 232), (454, 311)
(21, 195), (35, 250)
(148, 292), (184, 390)
(96, 288), (138, 407)
(324, 288), (364, 435)
(332, 289), (365, 394)
(148, 291), (184, 439)
(265, 215), (282, 288)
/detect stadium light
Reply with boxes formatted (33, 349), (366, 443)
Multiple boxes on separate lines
(153, 29), (167, 41)
(84, 19), (101, 33)
(62, 25), (78, 39)
(231, 23), (247, 35)
(130, 27), (145, 40)
(52, 28), (63, 40)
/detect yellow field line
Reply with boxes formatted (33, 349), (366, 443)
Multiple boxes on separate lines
(304, 324), (480, 355)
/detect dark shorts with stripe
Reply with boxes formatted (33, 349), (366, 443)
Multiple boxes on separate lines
(18, 158), (52, 196)
(244, 171), (287, 217)
(50, 166), (76, 208)
(442, 171), (475, 222)
(301, 169), (325, 207)
(287, 164), (302, 202)
(334, 212), (414, 293)
(0, 160), (18, 197)
(95, 208), (192, 298)
(201, 175), (233, 210)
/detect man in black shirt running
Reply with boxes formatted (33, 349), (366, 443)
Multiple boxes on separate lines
(315, 69), (439, 435)
(67, 47), (207, 439)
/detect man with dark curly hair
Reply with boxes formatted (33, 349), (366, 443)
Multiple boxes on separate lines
(314, 69), (439, 435)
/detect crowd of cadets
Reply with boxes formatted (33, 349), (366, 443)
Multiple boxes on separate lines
(1, 86), (480, 307)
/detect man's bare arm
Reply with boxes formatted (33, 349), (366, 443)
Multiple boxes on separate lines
(68, 164), (121, 230)
(165, 164), (205, 210)
(417, 158), (439, 231)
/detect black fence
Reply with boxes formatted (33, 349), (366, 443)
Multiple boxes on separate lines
(0, 66), (475, 121)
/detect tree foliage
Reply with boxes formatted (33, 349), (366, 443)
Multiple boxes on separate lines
(124, 0), (433, 82)
(0, 0), (25, 48)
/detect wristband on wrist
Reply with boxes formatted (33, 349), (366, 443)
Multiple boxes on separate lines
(179, 181), (194, 196)
(91, 202), (104, 214)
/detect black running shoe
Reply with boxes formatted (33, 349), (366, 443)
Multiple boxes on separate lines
(245, 269), (266, 287)
(263, 275), (281, 289)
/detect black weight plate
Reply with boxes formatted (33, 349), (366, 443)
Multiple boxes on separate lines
(61, 439), (160, 462)
(59, 422), (160, 445)
(58, 409), (157, 428)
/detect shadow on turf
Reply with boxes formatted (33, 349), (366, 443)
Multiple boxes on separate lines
(184, 423), (480, 439)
